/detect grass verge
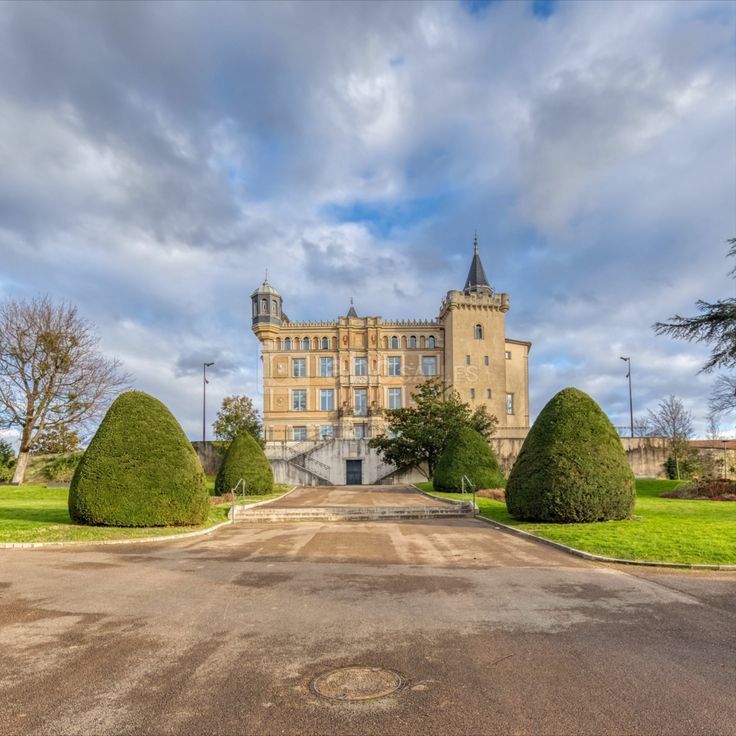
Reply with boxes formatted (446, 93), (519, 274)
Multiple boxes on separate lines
(416, 479), (736, 565)
(0, 483), (291, 544)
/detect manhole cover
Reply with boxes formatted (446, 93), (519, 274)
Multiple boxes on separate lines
(310, 666), (403, 702)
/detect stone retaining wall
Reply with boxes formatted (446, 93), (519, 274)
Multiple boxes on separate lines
(193, 433), (672, 484)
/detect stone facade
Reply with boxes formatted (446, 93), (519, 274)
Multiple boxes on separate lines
(251, 238), (531, 448)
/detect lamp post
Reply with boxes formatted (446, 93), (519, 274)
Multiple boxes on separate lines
(620, 356), (634, 438)
(202, 362), (214, 444)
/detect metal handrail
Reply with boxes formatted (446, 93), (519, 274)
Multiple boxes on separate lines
(230, 478), (246, 522)
(461, 474), (477, 516)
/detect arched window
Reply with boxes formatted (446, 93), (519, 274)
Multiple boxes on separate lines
(428, 336), (435, 349)
(391, 336), (399, 349)
(302, 337), (310, 350)
(284, 338), (292, 350)
(272, 299), (279, 315)
(474, 324), (483, 340)
(276, 338), (282, 350)
(419, 336), (426, 348)
(321, 337), (329, 350)
(409, 335), (417, 349)
(262, 298), (268, 312)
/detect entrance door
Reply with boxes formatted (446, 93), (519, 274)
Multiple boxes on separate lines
(346, 460), (363, 485)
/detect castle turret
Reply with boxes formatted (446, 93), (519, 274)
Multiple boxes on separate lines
(251, 275), (283, 341)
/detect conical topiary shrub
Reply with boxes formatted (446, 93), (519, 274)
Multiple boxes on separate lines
(214, 431), (273, 496)
(68, 391), (208, 526)
(433, 426), (505, 491)
(506, 387), (635, 522)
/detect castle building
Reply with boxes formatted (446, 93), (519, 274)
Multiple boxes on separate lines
(251, 238), (530, 485)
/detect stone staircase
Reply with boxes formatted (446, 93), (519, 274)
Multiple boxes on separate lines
(231, 501), (475, 523)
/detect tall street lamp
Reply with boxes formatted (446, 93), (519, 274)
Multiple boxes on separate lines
(620, 356), (634, 438)
(203, 362), (214, 444)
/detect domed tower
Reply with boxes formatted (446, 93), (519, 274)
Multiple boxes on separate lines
(251, 274), (283, 342)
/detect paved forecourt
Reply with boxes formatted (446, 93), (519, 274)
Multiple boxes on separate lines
(1, 497), (735, 735)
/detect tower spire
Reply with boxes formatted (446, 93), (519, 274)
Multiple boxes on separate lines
(464, 234), (491, 294)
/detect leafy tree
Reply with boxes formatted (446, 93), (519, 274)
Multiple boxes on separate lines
(31, 425), (82, 454)
(69, 391), (208, 526)
(654, 238), (736, 373)
(213, 395), (263, 447)
(0, 438), (15, 483)
(433, 426), (505, 491)
(647, 394), (694, 480)
(0, 296), (129, 483)
(506, 387), (635, 523)
(214, 431), (273, 496)
(368, 378), (498, 479)
(0, 439), (14, 467)
(655, 238), (736, 417)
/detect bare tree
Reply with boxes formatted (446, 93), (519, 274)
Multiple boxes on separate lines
(0, 296), (129, 483)
(706, 413), (722, 442)
(709, 374), (736, 416)
(633, 415), (651, 438)
(647, 395), (694, 479)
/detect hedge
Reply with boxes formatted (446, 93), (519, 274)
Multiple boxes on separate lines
(433, 426), (505, 491)
(505, 387), (636, 522)
(68, 391), (208, 526)
(214, 431), (273, 496)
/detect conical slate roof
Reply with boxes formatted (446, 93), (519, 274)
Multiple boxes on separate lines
(347, 298), (358, 318)
(464, 235), (490, 292)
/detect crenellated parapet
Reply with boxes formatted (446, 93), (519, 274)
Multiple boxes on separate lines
(438, 289), (509, 319)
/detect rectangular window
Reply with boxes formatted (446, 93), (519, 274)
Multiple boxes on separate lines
(421, 356), (437, 376)
(354, 424), (367, 439)
(505, 350), (511, 360)
(320, 389), (334, 411)
(484, 355), (489, 366)
(292, 389), (307, 411)
(487, 388), (492, 399)
(354, 357), (368, 376)
(470, 388), (475, 400)
(319, 357), (333, 377)
(387, 388), (402, 409)
(506, 393), (514, 415)
(320, 425), (334, 440)
(387, 356), (401, 376)
(466, 355), (471, 365)
(354, 388), (368, 416)
(292, 426), (307, 441)
(292, 358), (306, 377)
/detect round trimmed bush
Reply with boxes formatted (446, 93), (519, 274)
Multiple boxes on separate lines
(433, 426), (505, 491)
(506, 387), (635, 522)
(214, 431), (273, 496)
(68, 391), (208, 527)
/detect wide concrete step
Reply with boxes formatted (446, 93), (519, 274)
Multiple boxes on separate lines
(231, 503), (475, 522)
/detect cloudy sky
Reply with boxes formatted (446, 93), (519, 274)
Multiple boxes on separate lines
(1, 0), (734, 441)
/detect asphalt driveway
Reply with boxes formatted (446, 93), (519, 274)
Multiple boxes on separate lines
(1, 515), (735, 735)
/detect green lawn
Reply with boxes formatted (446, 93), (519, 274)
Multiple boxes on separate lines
(418, 479), (736, 565)
(0, 483), (291, 544)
